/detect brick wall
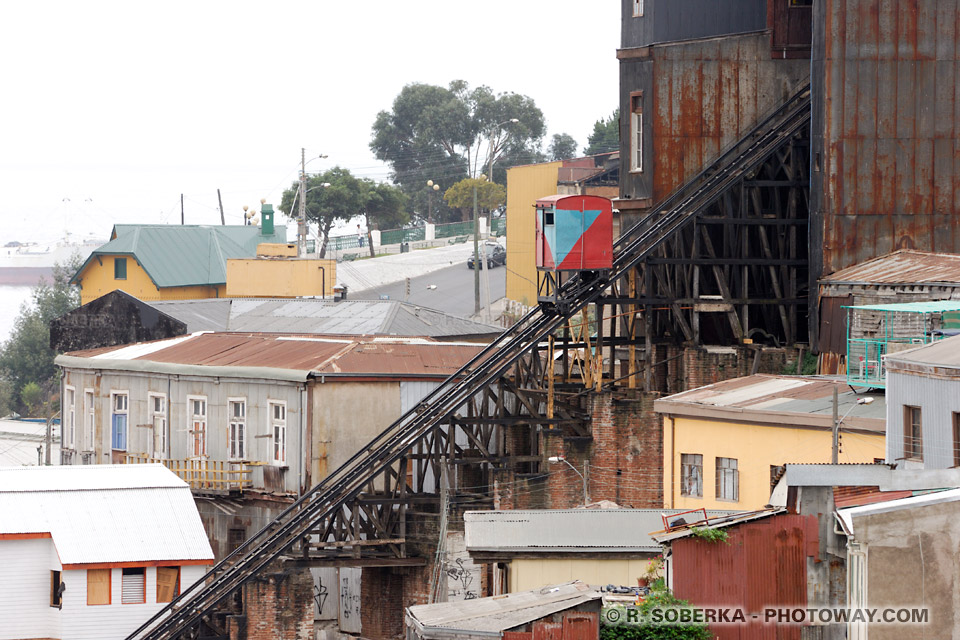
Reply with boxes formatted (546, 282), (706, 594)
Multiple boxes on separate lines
(360, 564), (437, 640)
(237, 563), (314, 640)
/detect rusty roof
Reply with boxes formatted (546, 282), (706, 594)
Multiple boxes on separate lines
(820, 250), (960, 286)
(654, 374), (885, 433)
(60, 333), (483, 380)
(833, 486), (915, 509)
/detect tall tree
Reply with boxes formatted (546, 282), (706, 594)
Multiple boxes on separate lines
(584, 109), (620, 155)
(548, 133), (579, 161)
(0, 257), (82, 415)
(371, 81), (545, 223)
(279, 166), (361, 258)
(443, 178), (506, 222)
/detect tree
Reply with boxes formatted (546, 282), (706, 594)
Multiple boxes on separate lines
(371, 80), (545, 222)
(443, 178), (506, 222)
(584, 109), (620, 156)
(0, 256), (82, 416)
(279, 167), (361, 258)
(548, 133), (579, 161)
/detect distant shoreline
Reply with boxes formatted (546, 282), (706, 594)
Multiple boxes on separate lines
(0, 267), (53, 286)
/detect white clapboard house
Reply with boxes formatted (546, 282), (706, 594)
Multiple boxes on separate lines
(0, 464), (214, 640)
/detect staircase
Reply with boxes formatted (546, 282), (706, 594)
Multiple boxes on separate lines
(126, 84), (811, 640)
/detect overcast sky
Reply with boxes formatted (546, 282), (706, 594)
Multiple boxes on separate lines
(1, 2), (619, 244)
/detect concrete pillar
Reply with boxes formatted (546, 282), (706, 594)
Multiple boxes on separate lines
(370, 229), (381, 249)
(479, 216), (488, 238)
(424, 222), (435, 241)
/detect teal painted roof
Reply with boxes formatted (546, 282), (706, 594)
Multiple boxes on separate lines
(845, 300), (960, 313)
(73, 224), (286, 288)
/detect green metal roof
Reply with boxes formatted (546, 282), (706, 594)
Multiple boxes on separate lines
(844, 300), (960, 313)
(72, 224), (286, 288)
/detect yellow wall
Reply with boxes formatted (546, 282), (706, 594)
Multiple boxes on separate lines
(77, 255), (220, 305)
(662, 415), (886, 511)
(509, 558), (653, 593)
(226, 259), (336, 298)
(505, 161), (561, 307)
(256, 243), (298, 257)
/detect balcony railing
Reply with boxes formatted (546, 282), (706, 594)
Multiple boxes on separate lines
(124, 454), (252, 493)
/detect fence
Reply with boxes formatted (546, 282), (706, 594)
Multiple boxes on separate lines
(491, 216), (505, 236)
(380, 226), (426, 245)
(124, 454), (252, 493)
(434, 220), (474, 239)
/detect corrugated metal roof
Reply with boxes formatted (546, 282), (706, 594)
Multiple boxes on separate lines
(883, 334), (960, 370)
(652, 508), (787, 543)
(836, 488), (960, 537)
(407, 581), (600, 634)
(464, 509), (735, 554)
(0, 465), (213, 565)
(73, 224), (286, 288)
(60, 332), (484, 379)
(148, 298), (501, 338)
(833, 486), (915, 509)
(654, 374), (886, 431)
(821, 250), (960, 286)
(847, 300), (960, 313)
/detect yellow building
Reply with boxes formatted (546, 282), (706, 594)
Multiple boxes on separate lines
(463, 508), (733, 593)
(656, 375), (886, 511)
(226, 258), (335, 298)
(504, 153), (619, 308)
(72, 223), (288, 305)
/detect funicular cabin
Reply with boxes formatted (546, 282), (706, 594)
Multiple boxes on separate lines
(535, 195), (613, 309)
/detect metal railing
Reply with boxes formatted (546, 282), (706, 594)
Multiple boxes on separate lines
(123, 454), (252, 493)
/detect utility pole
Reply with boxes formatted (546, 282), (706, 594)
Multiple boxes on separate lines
(298, 148), (307, 258)
(473, 183), (480, 314)
(180, 194), (184, 225)
(217, 189), (225, 225)
(832, 387), (839, 464)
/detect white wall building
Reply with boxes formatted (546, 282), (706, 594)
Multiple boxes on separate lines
(0, 465), (214, 640)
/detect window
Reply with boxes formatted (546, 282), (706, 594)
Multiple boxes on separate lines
(84, 389), (95, 452)
(680, 454), (702, 497)
(156, 566), (180, 603)
(51, 570), (63, 608)
(954, 413), (960, 468)
(903, 406), (922, 460)
(111, 392), (128, 451)
(633, 0), (643, 16)
(790, 0), (812, 6)
(228, 527), (247, 553)
(65, 386), (76, 450)
(770, 465), (786, 490)
(270, 401), (287, 465)
(87, 568), (111, 605)
(630, 93), (643, 173)
(189, 396), (207, 458)
(114, 257), (127, 280)
(150, 393), (167, 458)
(716, 457), (739, 501)
(229, 399), (246, 460)
(121, 567), (145, 604)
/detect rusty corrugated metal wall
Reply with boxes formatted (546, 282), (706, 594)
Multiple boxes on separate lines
(670, 514), (818, 640)
(811, 0), (960, 279)
(649, 33), (809, 201)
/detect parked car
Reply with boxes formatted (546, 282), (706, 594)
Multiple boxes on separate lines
(467, 242), (506, 269)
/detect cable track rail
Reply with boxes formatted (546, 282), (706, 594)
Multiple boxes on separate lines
(127, 85), (811, 640)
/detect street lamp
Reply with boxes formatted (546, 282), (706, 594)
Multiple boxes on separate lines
(426, 180), (440, 223)
(299, 148), (329, 257)
(547, 455), (589, 505)
(832, 393), (874, 464)
(487, 118), (519, 183)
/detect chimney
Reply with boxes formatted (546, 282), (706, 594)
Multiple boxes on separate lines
(260, 203), (275, 236)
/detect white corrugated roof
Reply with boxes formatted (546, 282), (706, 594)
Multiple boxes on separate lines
(0, 465), (213, 566)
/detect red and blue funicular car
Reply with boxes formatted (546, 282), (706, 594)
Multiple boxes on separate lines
(535, 194), (613, 308)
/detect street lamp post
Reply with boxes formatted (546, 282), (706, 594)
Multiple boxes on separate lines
(832, 391), (874, 464)
(548, 455), (589, 505)
(298, 147), (328, 258)
(427, 180), (440, 223)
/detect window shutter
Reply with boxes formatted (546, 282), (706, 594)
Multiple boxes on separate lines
(87, 568), (111, 605)
(156, 567), (180, 603)
(121, 568), (145, 604)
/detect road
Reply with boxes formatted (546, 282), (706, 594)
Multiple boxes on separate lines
(354, 261), (506, 319)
